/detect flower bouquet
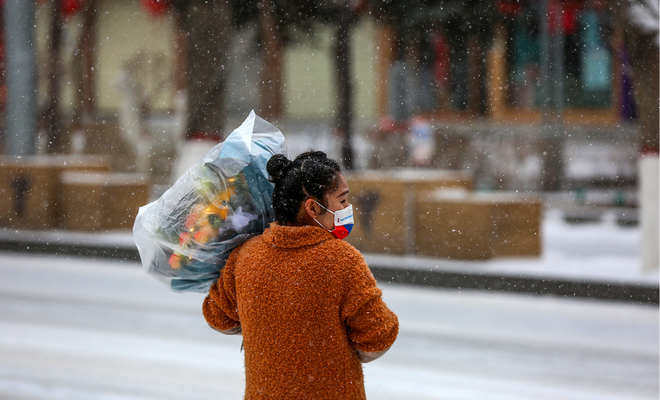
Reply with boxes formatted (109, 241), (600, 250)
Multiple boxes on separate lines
(133, 111), (287, 293)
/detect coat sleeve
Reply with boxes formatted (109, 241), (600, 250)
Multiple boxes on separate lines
(202, 249), (242, 335)
(340, 249), (399, 363)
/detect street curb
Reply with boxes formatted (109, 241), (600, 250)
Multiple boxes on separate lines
(1, 238), (657, 306)
(369, 266), (659, 306)
(0, 240), (141, 262)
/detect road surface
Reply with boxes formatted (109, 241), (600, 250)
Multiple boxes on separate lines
(0, 253), (657, 399)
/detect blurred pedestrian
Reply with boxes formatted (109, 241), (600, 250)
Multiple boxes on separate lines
(407, 114), (437, 166)
(203, 150), (399, 399)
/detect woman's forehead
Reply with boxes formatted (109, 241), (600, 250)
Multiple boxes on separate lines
(332, 174), (349, 196)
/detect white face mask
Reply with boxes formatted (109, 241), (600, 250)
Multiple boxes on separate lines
(313, 201), (354, 240)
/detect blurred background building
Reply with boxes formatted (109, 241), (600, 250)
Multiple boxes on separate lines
(0, 0), (657, 267)
(1, 1), (655, 181)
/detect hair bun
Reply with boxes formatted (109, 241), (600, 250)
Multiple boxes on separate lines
(267, 154), (291, 183)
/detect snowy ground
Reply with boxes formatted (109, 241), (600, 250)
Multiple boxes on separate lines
(0, 252), (657, 400)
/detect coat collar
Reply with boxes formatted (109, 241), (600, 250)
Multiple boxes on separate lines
(261, 222), (335, 249)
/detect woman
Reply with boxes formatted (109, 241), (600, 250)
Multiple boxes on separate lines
(203, 151), (399, 399)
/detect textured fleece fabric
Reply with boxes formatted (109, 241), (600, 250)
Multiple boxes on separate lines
(203, 222), (399, 400)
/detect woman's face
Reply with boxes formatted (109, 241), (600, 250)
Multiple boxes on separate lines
(315, 173), (350, 230)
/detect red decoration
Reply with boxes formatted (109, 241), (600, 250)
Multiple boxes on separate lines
(62, 0), (83, 18)
(547, 0), (586, 35)
(432, 33), (449, 88)
(496, 0), (523, 16)
(561, 1), (585, 35)
(141, 0), (171, 17)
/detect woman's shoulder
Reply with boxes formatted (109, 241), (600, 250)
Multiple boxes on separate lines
(324, 237), (360, 254)
(226, 234), (267, 262)
(321, 240), (377, 289)
(318, 238), (366, 267)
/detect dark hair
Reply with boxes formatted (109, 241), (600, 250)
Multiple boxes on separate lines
(266, 151), (342, 225)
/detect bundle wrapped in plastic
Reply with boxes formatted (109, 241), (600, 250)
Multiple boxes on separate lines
(133, 111), (287, 293)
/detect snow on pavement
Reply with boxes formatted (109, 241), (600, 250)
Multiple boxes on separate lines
(0, 253), (657, 400)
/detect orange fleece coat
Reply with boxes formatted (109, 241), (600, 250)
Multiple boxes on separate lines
(203, 222), (399, 399)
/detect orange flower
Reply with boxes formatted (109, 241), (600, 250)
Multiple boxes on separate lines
(169, 254), (182, 269)
(186, 204), (205, 230)
(204, 204), (230, 221)
(193, 230), (208, 244)
(179, 232), (191, 246)
(213, 186), (236, 204)
(194, 224), (220, 244)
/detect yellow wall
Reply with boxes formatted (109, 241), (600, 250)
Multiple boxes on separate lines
(284, 18), (378, 120)
(34, 0), (175, 114)
(97, 0), (174, 111)
(34, 2), (378, 120)
(351, 18), (378, 121)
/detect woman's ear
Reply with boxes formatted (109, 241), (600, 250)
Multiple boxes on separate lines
(304, 198), (320, 219)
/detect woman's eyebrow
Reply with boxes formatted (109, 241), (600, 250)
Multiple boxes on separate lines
(337, 189), (349, 198)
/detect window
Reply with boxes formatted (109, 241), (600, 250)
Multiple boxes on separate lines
(504, 1), (613, 111)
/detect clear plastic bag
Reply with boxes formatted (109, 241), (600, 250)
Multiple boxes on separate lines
(133, 111), (287, 293)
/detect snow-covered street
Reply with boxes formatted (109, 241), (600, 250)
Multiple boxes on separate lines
(0, 253), (657, 400)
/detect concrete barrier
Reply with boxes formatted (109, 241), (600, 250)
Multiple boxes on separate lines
(345, 169), (473, 254)
(59, 172), (149, 231)
(415, 190), (542, 259)
(0, 156), (111, 229)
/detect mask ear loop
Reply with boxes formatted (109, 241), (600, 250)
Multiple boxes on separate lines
(305, 197), (333, 231)
(314, 200), (333, 214)
(301, 183), (328, 217)
(313, 200), (341, 232)
(300, 184), (324, 229)
(300, 159), (338, 215)
(313, 217), (330, 231)
(300, 163), (335, 228)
